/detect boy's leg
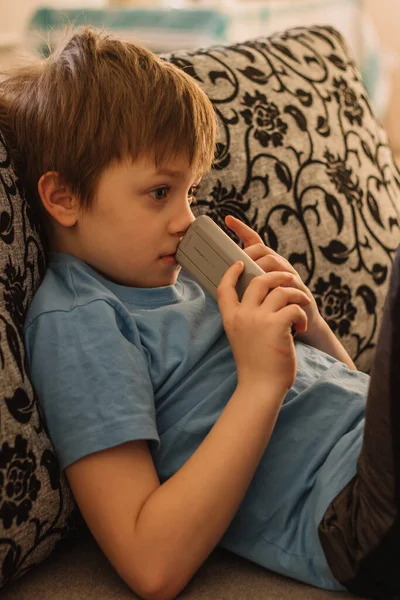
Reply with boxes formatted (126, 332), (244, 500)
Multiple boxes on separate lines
(318, 249), (400, 599)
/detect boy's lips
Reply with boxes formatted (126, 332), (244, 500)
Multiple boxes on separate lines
(160, 253), (178, 265)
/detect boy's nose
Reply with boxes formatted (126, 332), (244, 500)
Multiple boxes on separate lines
(170, 204), (196, 237)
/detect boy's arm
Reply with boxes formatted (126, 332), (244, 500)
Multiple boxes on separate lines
(65, 266), (310, 600)
(66, 381), (284, 600)
(296, 315), (356, 370)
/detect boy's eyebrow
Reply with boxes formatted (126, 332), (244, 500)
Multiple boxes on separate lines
(156, 168), (184, 178)
(155, 167), (202, 182)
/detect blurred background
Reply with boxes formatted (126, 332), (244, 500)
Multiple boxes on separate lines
(0, 0), (399, 157)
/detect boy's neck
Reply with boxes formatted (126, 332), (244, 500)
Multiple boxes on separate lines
(48, 232), (84, 264)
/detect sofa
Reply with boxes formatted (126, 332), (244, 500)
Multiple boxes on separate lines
(1, 24), (400, 599)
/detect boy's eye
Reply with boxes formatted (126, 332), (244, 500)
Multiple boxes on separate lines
(188, 185), (199, 205)
(150, 187), (169, 202)
(149, 184), (199, 204)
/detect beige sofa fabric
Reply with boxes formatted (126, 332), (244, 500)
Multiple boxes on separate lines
(1, 533), (364, 599)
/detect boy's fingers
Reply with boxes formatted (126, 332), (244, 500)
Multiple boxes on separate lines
(241, 272), (294, 307)
(250, 252), (297, 277)
(243, 244), (276, 262)
(217, 261), (244, 311)
(263, 287), (311, 313)
(225, 215), (263, 248)
(277, 305), (308, 335)
(228, 223), (294, 275)
(225, 216), (295, 277)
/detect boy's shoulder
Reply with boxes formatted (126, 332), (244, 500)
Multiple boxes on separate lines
(25, 253), (117, 328)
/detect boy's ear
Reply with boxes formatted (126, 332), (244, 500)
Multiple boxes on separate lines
(38, 172), (79, 227)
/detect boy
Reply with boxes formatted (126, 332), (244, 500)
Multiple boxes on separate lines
(0, 27), (397, 600)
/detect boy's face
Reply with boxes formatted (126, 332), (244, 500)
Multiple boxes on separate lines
(70, 154), (200, 288)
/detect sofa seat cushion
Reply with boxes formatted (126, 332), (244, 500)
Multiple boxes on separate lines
(0, 531), (365, 600)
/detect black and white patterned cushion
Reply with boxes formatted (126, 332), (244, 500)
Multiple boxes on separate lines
(164, 25), (400, 372)
(1, 25), (399, 587)
(0, 135), (78, 587)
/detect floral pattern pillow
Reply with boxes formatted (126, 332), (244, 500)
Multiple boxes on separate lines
(164, 25), (400, 371)
(1, 24), (400, 588)
(0, 135), (78, 588)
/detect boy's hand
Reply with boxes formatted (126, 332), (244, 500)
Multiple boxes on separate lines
(218, 263), (311, 394)
(225, 215), (324, 341)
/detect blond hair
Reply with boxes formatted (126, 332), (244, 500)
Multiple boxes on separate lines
(0, 27), (216, 219)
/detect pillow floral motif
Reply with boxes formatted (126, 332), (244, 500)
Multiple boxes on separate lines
(165, 25), (400, 372)
(0, 134), (78, 588)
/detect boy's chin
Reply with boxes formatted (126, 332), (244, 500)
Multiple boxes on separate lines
(158, 265), (181, 287)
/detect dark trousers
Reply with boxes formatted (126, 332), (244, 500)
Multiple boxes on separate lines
(318, 250), (400, 599)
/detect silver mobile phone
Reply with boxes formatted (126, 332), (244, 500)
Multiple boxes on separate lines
(176, 215), (264, 301)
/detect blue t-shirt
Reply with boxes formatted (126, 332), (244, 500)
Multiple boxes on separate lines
(24, 252), (369, 591)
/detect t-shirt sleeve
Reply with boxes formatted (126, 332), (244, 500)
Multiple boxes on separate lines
(24, 299), (159, 470)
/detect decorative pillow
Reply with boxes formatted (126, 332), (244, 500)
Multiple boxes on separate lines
(164, 25), (400, 372)
(0, 134), (77, 588)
